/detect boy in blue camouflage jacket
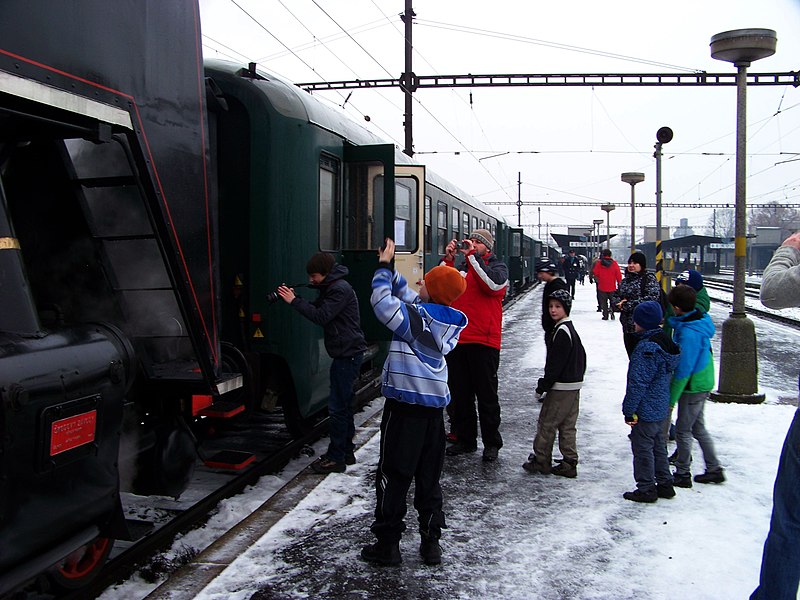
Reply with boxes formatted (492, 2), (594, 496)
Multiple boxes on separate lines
(622, 301), (681, 503)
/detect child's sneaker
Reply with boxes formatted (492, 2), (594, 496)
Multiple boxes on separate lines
(694, 469), (726, 484)
(311, 458), (345, 474)
(623, 488), (658, 503)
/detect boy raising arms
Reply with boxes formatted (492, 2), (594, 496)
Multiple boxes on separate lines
(362, 239), (467, 567)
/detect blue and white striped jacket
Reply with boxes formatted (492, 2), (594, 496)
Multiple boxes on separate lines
(371, 267), (468, 408)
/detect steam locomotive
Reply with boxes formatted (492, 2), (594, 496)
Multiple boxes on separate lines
(0, 1), (546, 594)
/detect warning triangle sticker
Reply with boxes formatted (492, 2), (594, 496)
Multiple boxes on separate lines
(253, 328), (264, 338)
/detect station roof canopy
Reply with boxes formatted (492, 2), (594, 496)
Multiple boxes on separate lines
(550, 233), (616, 251)
(639, 234), (726, 250)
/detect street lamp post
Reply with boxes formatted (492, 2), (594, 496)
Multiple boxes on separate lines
(593, 219), (604, 260)
(621, 173), (644, 254)
(601, 204), (615, 250)
(710, 28), (776, 404)
(654, 127), (673, 291)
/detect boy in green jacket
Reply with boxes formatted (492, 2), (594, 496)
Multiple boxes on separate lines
(667, 285), (725, 488)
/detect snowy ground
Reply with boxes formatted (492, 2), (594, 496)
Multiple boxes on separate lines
(102, 282), (800, 600)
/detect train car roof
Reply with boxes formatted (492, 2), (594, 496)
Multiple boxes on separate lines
(205, 59), (507, 227)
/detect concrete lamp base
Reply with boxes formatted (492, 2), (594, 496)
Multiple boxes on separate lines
(711, 313), (765, 404)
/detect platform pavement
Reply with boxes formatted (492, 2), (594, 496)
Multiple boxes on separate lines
(140, 284), (796, 599)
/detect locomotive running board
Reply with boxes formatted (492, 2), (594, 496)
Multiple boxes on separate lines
(203, 450), (256, 471)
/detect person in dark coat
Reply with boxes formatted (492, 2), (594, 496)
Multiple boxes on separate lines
(278, 252), (367, 474)
(563, 249), (581, 298)
(611, 252), (661, 357)
(535, 259), (569, 345)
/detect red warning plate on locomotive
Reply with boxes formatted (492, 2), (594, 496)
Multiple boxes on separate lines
(50, 410), (97, 456)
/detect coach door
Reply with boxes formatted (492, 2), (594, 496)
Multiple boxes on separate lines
(391, 165), (425, 289)
(341, 143), (395, 341)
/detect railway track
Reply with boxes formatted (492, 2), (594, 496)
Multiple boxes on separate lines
(682, 273), (800, 329)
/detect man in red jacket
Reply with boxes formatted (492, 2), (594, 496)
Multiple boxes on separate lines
(592, 249), (622, 320)
(441, 229), (509, 462)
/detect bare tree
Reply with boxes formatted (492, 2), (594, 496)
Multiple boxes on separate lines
(707, 209), (735, 238)
(749, 202), (800, 239)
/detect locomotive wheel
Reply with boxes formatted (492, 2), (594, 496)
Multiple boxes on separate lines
(133, 419), (197, 497)
(221, 341), (256, 413)
(48, 537), (113, 591)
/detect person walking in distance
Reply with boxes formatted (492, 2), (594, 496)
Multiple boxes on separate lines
(441, 229), (509, 462)
(563, 249), (581, 298)
(751, 232), (800, 600)
(592, 249), (622, 321)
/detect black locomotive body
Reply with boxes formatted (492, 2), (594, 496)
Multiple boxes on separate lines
(0, 1), (545, 595)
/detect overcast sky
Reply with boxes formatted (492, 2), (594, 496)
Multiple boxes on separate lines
(199, 0), (800, 242)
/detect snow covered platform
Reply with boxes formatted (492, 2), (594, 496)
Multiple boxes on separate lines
(106, 284), (800, 600)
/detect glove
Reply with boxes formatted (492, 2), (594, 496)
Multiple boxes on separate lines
(535, 391), (546, 402)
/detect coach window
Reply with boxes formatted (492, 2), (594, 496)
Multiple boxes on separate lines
(375, 175), (417, 251)
(512, 231), (522, 257)
(424, 196), (432, 252)
(437, 201), (448, 255)
(480, 219), (485, 230)
(319, 155), (340, 250)
(451, 207), (460, 242)
(472, 216), (478, 233)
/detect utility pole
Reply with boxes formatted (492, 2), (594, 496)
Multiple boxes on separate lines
(517, 172), (522, 226)
(400, 0), (415, 157)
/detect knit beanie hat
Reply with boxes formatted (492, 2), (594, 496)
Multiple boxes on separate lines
(633, 301), (663, 330)
(470, 228), (494, 251)
(536, 259), (558, 273)
(676, 269), (703, 291)
(548, 289), (572, 315)
(628, 252), (647, 270)
(424, 265), (466, 306)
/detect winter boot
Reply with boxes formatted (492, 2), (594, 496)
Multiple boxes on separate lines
(623, 488), (658, 503)
(694, 469), (726, 484)
(522, 457), (551, 475)
(551, 459), (577, 478)
(419, 533), (442, 566)
(360, 540), (402, 566)
(672, 472), (692, 488)
(656, 483), (676, 499)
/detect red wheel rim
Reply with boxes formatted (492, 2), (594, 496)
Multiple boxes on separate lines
(57, 537), (111, 580)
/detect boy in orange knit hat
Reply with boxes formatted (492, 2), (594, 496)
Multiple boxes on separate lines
(362, 238), (468, 567)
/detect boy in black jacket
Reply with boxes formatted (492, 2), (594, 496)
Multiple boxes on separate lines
(523, 289), (587, 478)
(277, 252), (367, 474)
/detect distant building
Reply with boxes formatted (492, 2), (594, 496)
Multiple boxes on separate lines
(673, 218), (694, 238)
(642, 226), (671, 243)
